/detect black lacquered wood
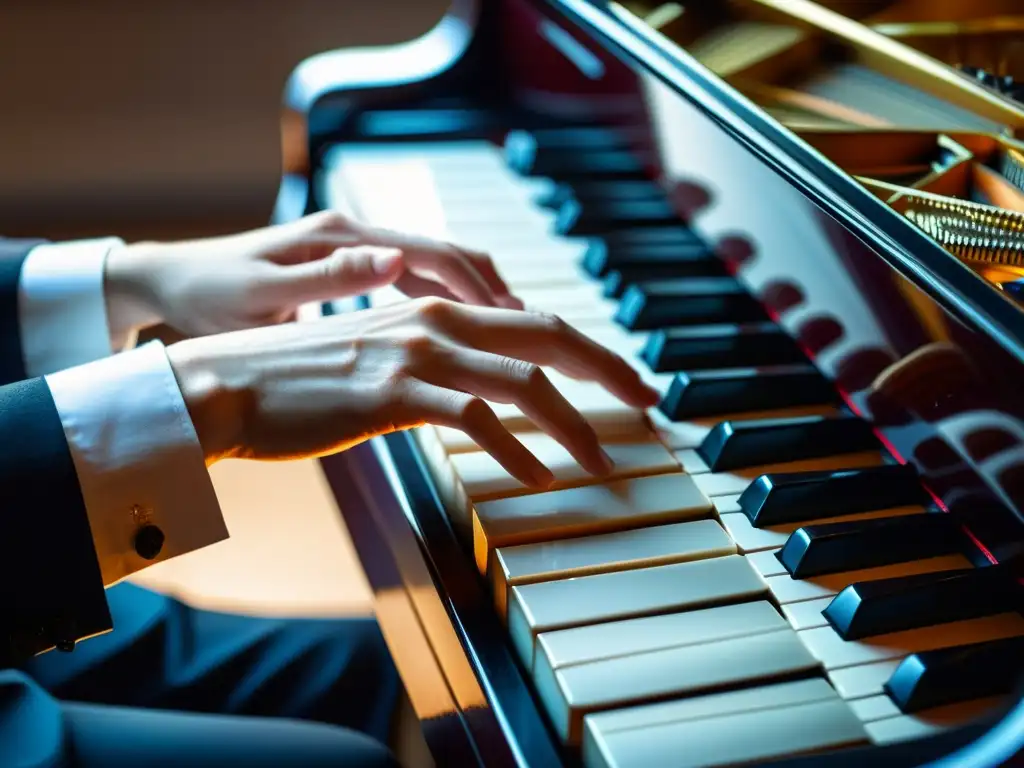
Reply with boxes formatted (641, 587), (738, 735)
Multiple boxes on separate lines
(615, 276), (766, 330)
(778, 511), (959, 578)
(640, 322), (799, 372)
(697, 414), (879, 472)
(823, 564), (1021, 640)
(739, 463), (929, 528)
(660, 364), (836, 420)
(885, 636), (1024, 713)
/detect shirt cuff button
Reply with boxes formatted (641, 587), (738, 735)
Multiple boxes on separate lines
(133, 524), (165, 560)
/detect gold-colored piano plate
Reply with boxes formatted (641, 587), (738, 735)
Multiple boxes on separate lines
(631, 0), (1024, 133)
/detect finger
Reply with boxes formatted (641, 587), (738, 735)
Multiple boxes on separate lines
(266, 246), (406, 303)
(394, 271), (460, 302)
(407, 383), (555, 489)
(457, 246), (524, 309)
(432, 304), (661, 408)
(349, 224), (500, 307)
(426, 347), (613, 477)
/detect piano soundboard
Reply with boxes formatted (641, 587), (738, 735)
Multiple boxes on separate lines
(277, 1), (1024, 765)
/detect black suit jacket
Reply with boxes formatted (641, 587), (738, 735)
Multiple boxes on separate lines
(0, 239), (112, 668)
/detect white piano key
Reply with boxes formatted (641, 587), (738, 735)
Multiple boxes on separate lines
(453, 434), (678, 501)
(828, 660), (902, 700)
(747, 548), (786, 578)
(675, 449), (711, 474)
(429, 432), (679, 535)
(649, 404), (843, 451)
(582, 688), (868, 768)
(581, 677), (837, 737)
(507, 555), (767, 669)
(799, 612), (1024, 671)
(692, 451), (885, 497)
(718, 505), (926, 553)
(538, 628), (821, 745)
(865, 698), (1006, 745)
(491, 518), (736, 619)
(764, 553), (972, 604)
(537, 601), (786, 673)
(783, 596), (833, 631)
(850, 694), (903, 723)
(472, 472), (713, 573)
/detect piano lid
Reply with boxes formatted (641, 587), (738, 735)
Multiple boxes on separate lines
(615, 0), (1024, 300)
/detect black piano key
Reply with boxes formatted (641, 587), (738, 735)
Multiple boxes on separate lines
(823, 564), (1021, 641)
(659, 364), (836, 420)
(640, 322), (802, 372)
(582, 240), (713, 279)
(697, 414), (880, 472)
(777, 510), (959, 578)
(506, 146), (648, 180)
(884, 636), (1024, 713)
(535, 179), (664, 209)
(615, 278), (767, 330)
(554, 198), (679, 236)
(504, 126), (642, 154)
(740, 463), (929, 528)
(351, 107), (507, 140)
(603, 261), (728, 297)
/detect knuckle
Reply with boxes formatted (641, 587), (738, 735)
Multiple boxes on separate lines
(414, 295), (453, 322)
(456, 395), (492, 429)
(311, 209), (350, 231)
(537, 311), (568, 335)
(506, 359), (546, 390)
(400, 332), (436, 364)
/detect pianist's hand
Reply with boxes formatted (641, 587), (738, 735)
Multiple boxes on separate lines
(104, 210), (523, 340)
(167, 296), (660, 487)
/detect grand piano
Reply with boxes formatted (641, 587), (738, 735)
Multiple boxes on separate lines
(274, 1), (1024, 765)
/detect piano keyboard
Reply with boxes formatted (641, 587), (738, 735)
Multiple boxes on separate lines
(320, 125), (1024, 767)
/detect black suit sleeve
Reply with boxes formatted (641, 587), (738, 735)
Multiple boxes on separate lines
(0, 378), (112, 667)
(0, 238), (47, 386)
(0, 239), (112, 667)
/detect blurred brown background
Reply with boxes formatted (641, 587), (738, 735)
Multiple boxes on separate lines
(0, 0), (447, 241)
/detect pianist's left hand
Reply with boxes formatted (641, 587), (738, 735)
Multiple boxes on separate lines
(102, 210), (523, 341)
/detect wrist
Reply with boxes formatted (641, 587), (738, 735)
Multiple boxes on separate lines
(104, 242), (166, 346)
(166, 338), (248, 464)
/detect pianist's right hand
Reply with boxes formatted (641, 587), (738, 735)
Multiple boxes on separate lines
(165, 294), (661, 489)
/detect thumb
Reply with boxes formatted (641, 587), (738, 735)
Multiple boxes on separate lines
(274, 246), (405, 301)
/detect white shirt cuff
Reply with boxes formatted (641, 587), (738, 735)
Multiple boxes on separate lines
(18, 238), (123, 377)
(46, 340), (228, 585)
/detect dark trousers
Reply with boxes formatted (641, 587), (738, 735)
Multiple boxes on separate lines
(2, 583), (401, 767)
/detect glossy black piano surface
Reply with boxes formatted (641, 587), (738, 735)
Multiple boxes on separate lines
(274, 1), (1024, 765)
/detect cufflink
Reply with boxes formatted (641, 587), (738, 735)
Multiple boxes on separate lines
(133, 524), (165, 560)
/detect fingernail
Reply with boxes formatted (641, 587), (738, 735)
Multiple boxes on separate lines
(371, 248), (403, 274)
(595, 448), (615, 476)
(532, 464), (556, 489)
